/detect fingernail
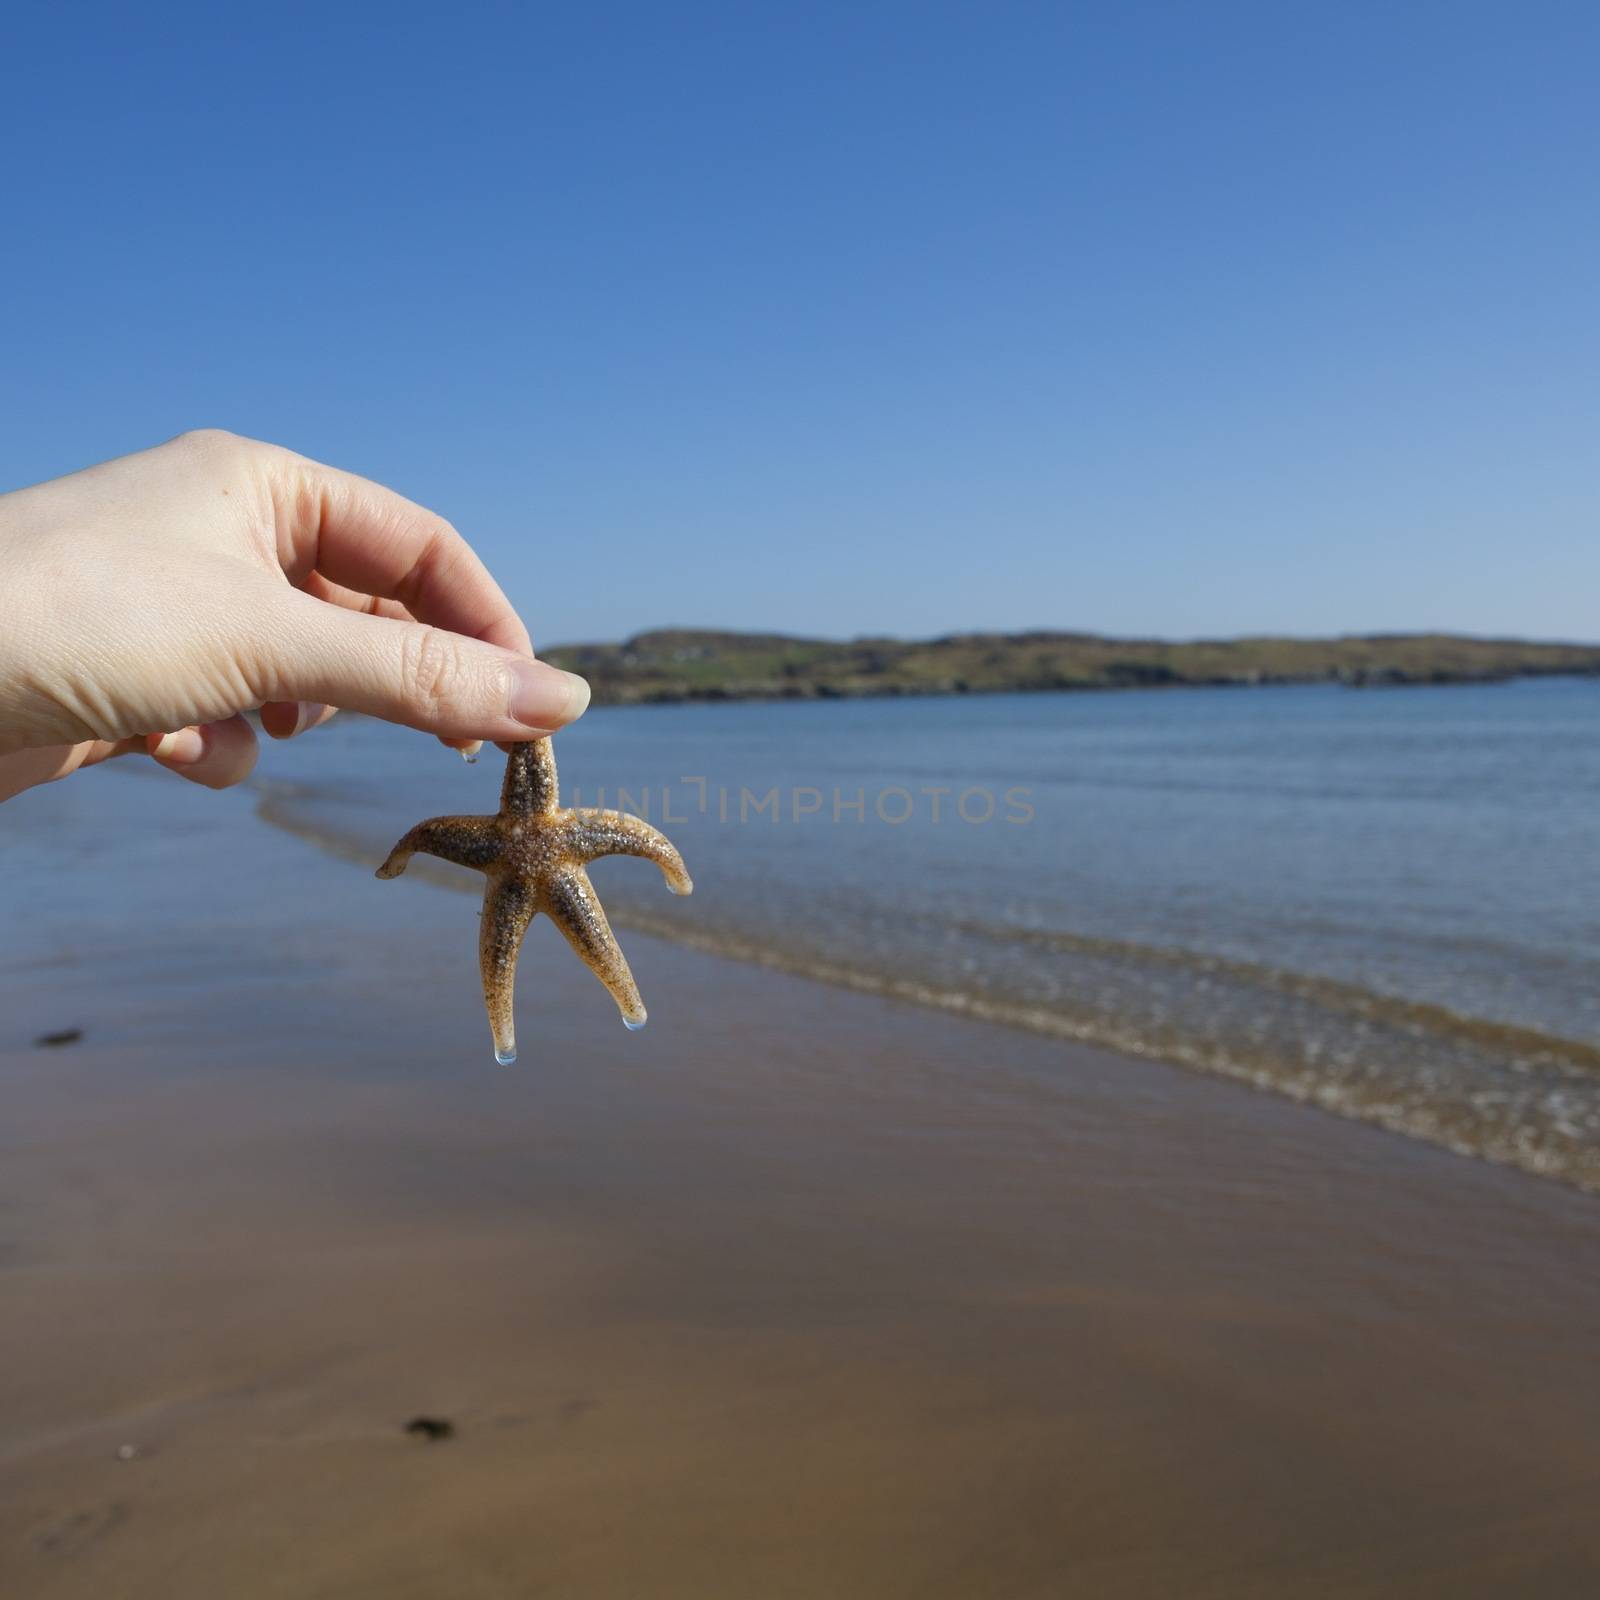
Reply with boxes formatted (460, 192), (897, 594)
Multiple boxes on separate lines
(291, 702), (326, 738)
(153, 728), (204, 764)
(508, 661), (590, 729)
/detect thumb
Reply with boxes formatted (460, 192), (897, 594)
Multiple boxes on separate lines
(263, 594), (590, 741)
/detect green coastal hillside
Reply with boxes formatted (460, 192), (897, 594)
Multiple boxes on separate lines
(543, 629), (1600, 706)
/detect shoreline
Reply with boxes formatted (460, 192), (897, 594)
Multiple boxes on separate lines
(4, 734), (1600, 1595)
(255, 778), (1600, 1200)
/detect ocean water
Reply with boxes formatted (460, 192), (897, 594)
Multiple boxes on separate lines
(235, 677), (1600, 1191)
(7, 679), (1596, 1190)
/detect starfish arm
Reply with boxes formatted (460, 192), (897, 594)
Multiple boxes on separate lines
(567, 810), (694, 896)
(501, 737), (559, 817)
(544, 866), (648, 1029)
(479, 874), (537, 1064)
(376, 816), (502, 879)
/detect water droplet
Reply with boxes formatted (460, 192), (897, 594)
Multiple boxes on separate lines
(623, 1016), (647, 1032)
(494, 1046), (517, 1065)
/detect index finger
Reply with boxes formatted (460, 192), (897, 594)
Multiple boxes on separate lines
(265, 447), (534, 657)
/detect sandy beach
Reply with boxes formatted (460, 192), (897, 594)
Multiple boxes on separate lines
(4, 758), (1600, 1597)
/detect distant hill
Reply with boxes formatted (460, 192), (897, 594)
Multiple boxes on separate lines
(542, 629), (1600, 705)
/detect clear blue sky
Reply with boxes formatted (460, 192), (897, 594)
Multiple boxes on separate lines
(4, 2), (1596, 645)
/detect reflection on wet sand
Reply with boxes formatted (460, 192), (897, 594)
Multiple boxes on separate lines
(3, 918), (1599, 1597)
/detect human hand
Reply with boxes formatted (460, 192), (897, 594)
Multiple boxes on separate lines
(0, 431), (589, 801)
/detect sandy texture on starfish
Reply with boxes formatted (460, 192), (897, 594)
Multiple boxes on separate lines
(377, 739), (691, 1062)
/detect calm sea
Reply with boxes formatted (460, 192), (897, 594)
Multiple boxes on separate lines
(13, 678), (1600, 1189)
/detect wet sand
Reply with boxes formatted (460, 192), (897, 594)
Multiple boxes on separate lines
(4, 778), (1600, 1597)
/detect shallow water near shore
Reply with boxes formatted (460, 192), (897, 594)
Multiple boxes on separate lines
(253, 679), (1600, 1188)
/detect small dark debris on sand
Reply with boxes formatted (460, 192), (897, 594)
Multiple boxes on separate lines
(403, 1417), (455, 1442)
(34, 1028), (84, 1048)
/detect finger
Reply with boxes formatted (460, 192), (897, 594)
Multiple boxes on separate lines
(147, 715), (260, 790)
(299, 570), (415, 624)
(260, 701), (338, 740)
(269, 453), (533, 655)
(259, 592), (589, 743)
(297, 577), (459, 754)
(0, 742), (120, 801)
(70, 737), (147, 769)
(299, 576), (479, 755)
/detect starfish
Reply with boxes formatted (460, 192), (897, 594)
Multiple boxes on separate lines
(376, 738), (692, 1063)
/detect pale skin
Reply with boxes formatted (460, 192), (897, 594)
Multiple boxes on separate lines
(0, 430), (591, 803)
